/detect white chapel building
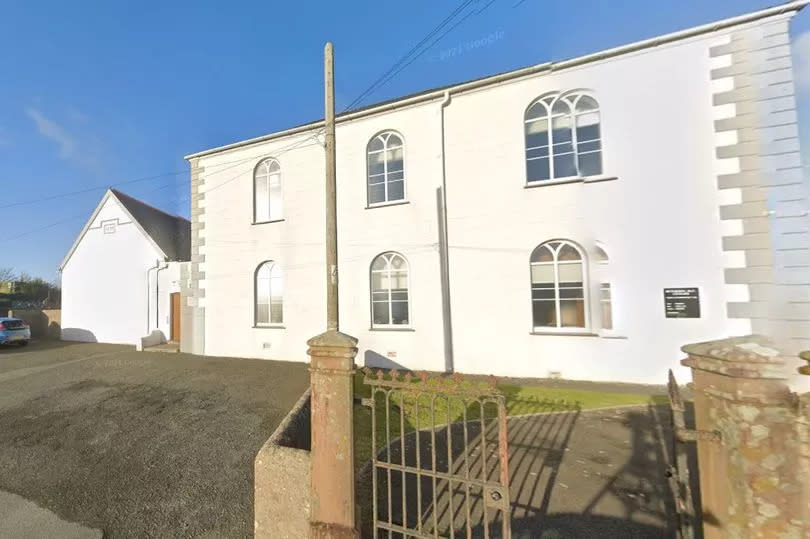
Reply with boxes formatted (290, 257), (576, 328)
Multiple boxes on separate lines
(61, 189), (190, 347)
(180, 3), (810, 383)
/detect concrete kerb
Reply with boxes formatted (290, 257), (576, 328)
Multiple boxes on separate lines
(254, 388), (312, 539)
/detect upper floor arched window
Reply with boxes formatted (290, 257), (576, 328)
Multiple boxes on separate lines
(370, 252), (409, 327)
(254, 158), (282, 223)
(524, 92), (602, 183)
(530, 240), (587, 329)
(255, 261), (283, 325)
(367, 131), (405, 205)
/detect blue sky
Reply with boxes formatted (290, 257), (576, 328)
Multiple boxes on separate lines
(1, 0), (809, 281)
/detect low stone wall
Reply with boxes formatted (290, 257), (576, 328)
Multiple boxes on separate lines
(255, 388), (311, 539)
(8, 309), (60, 339)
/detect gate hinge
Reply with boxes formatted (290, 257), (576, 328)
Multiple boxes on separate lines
(676, 427), (721, 443)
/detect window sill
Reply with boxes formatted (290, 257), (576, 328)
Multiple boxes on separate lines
(529, 330), (599, 337)
(366, 200), (409, 210)
(253, 325), (285, 329)
(252, 219), (285, 226)
(369, 327), (415, 332)
(599, 332), (628, 339)
(525, 174), (618, 189)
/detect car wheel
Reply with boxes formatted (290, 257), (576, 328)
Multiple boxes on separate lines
(18, 341), (28, 347)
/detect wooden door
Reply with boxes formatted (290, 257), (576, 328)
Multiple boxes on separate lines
(170, 293), (181, 342)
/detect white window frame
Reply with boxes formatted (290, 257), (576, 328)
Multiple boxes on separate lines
(255, 261), (283, 326)
(367, 131), (406, 207)
(253, 158), (283, 223)
(370, 252), (411, 328)
(524, 92), (603, 184)
(594, 244), (618, 336)
(530, 240), (590, 332)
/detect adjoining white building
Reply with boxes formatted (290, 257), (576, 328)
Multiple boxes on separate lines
(181, 3), (810, 383)
(60, 189), (190, 347)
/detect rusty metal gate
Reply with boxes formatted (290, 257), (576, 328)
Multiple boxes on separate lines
(362, 369), (511, 538)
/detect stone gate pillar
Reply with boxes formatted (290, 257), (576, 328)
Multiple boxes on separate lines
(681, 335), (807, 539)
(308, 330), (360, 539)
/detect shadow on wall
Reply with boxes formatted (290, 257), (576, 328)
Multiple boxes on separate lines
(61, 328), (98, 343)
(363, 350), (412, 371)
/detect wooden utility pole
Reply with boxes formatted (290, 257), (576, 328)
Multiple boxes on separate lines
(324, 42), (339, 332)
(307, 42), (359, 539)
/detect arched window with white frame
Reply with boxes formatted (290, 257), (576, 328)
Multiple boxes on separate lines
(530, 240), (587, 329)
(255, 261), (283, 325)
(370, 252), (409, 327)
(367, 131), (405, 205)
(524, 92), (602, 183)
(254, 158), (282, 223)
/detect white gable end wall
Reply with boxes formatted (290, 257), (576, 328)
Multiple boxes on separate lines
(61, 196), (164, 345)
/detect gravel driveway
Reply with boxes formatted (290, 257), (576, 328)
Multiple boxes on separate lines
(0, 341), (309, 538)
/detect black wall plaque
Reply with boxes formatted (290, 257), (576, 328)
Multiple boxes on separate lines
(664, 287), (700, 318)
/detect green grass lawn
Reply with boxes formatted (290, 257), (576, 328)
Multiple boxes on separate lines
(353, 372), (665, 473)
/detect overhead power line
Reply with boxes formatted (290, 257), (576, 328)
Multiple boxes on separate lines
(343, 0), (477, 111)
(343, 0), (496, 112)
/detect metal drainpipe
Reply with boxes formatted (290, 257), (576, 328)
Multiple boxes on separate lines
(439, 90), (454, 373)
(155, 260), (169, 335)
(146, 260), (160, 334)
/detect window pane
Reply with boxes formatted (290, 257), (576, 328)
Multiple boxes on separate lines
(530, 263), (554, 283)
(371, 271), (386, 291)
(368, 137), (384, 152)
(533, 300), (556, 327)
(391, 301), (409, 325)
(527, 157), (550, 182)
(369, 183), (386, 204)
(270, 300), (283, 324)
(387, 170), (404, 181)
(525, 118), (548, 142)
(525, 101), (546, 120)
(257, 277), (270, 303)
(368, 152), (385, 175)
(578, 152), (602, 177)
(388, 179), (405, 201)
(391, 289), (408, 301)
(269, 173), (282, 219)
(576, 95), (598, 112)
(373, 302), (390, 325)
(551, 115), (572, 142)
(553, 153), (577, 178)
(558, 245), (581, 261)
(386, 134), (403, 148)
(371, 256), (387, 271)
(551, 100), (570, 115)
(559, 286), (584, 299)
(576, 122), (600, 143)
(578, 140), (601, 153)
(557, 262), (583, 280)
(391, 270), (408, 289)
(256, 303), (269, 324)
(560, 299), (585, 327)
(255, 177), (269, 221)
(530, 245), (554, 263)
(601, 282), (613, 330)
(526, 146), (548, 160)
(531, 285), (555, 300)
(387, 148), (404, 172)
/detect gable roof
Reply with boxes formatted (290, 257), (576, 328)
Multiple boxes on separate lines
(60, 189), (190, 270)
(184, 0), (809, 161)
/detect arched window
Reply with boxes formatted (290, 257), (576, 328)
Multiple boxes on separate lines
(367, 131), (405, 205)
(530, 240), (587, 329)
(255, 261), (283, 325)
(370, 252), (409, 327)
(594, 246), (613, 330)
(254, 158), (282, 223)
(524, 92), (602, 182)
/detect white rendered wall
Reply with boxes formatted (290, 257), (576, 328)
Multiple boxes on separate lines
(443, 31), (741, 383)
(149, 261), (182, 340)
(193, 23), (776, 383)
(198, 104), (446, 371)
(61, 197), (164, 345)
